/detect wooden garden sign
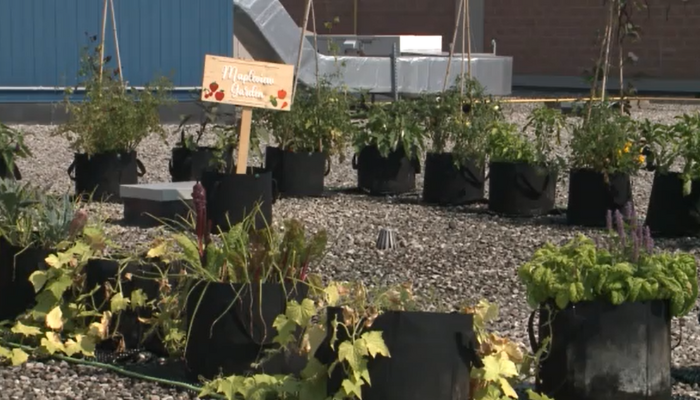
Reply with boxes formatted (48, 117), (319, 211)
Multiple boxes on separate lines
(200, 55), (295, 174)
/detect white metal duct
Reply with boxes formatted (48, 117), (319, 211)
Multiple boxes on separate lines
(232, 0), (513, 95)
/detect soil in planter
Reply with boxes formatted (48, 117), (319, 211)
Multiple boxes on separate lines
(645, 172), (700, 237)
(488, 161), (557, 216)
(169, 146), (220, 182)
(184, 281), (308, 380)
(566, 169), (632, 227)
(85, 257), (175, 355)
(321, 309), (478, 400)
(200, 167), (273, 232)
(68, 151), (145, 202)
(532, 300), (671, 400)
(0, 161), (21, 180)
(265, 146), (328, 198)
(0, 238), (51, 321)
(353, 145), (420, 196)
(422, 152), (485, 205)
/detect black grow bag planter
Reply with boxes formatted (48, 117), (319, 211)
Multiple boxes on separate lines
(645, 172), (700, 237)
(0, 161), (21, 180)
(0, 238), (51, 322)
(265, 146), (330, 198)
(85, 257), (176, 355)
(68, 151), (146, 202)
(422, 152), (485, 205)
(169, 146), (219, 182)
(530, 300), (671, 400)
(566, 168), (632, 227)
(200, 167), (273, 232)
(184, 281), (308, 379)
(488, 161), (557, 217)
(322, 308), (479, 400)
(352, 145), (420, 196)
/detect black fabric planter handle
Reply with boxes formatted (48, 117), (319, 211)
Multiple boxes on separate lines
(517, 173), (552, 199)
(68, 157), (147, 180)
(325, 155), (332, 177)
(351, 153), (359, 170)
(460, 165), (485, 186)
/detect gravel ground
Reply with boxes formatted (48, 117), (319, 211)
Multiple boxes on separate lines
(4, 101), (700, 399)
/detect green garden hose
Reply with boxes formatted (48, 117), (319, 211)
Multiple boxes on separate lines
(2, 341), (224, 399)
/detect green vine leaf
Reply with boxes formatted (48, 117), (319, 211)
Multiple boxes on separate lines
(11, 321), (41, 336)
(130, 289), (148, 309)
(286, 299), (316, 326)
(272, 314), (296, 347)
(338, 341), (362, 372)
(28, 270), (47, 293)
(361, 331), (390, 359)
(40, 332), (65, 354)
(110, 292), (130, 313)
(10, 348), (28, 366)
(341, 377), (364, 399)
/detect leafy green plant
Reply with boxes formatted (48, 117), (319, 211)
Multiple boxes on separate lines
(450, 79), (501, 169)
(255, 79), (355, 162)
(0, 123), (31, 175)
(415, 88), (462, 154)
(354, 98), (425, 159)
(518, 205), (698, 317)
(0, 180), (82, 249)
(0, 225), (112, 365)
(641, 113), (700, 195)
(198, 281), (400, 400)
(463, 300), (553, 400)
(155, 183), (327, 284)
(55, 34), (173, 155)
(569, 102), (644, 174)
(486, 121), (537, 164)
(487, 107), (564, 168)
(174, 100), (220, 151)
(523, 105), (567, 169)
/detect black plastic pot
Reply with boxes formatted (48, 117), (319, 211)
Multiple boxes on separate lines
(488, 161), (557, 216)
(68, 151), (146, 202)
(200, 167), (273, 232)
(352, 145), (421, 195)
(85, 257), (174, 354)
(322, 309), (479, 400)
(566, 168), (632, 227)
(0, 238), (51, 322)
(169, 146), (219, 182)
(530, 300), (671, 400)
(264, 146), (330, 198)
(184, 281), (308, 379)
(0, 161), (21, 180)
(422, 152), (485, 205)
(645, 172), (700, 237)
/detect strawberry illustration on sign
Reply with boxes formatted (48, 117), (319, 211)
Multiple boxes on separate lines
(209, 82), (219, 92)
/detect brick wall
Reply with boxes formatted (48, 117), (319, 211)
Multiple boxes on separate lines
(278, 0), (700, 80)
(484, 0), (700, 80)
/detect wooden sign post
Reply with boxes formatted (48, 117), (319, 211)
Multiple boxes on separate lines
(200, 55), (295, 174)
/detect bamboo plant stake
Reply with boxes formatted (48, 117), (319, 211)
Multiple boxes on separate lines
(97, 0), (124, 85)
(292, 0), (313, 103)
(441, 0), (464, 92)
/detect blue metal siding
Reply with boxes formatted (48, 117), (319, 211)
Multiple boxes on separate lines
(0, 0), (233, 102)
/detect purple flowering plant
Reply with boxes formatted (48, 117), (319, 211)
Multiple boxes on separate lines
(519, 202), (698, 317)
